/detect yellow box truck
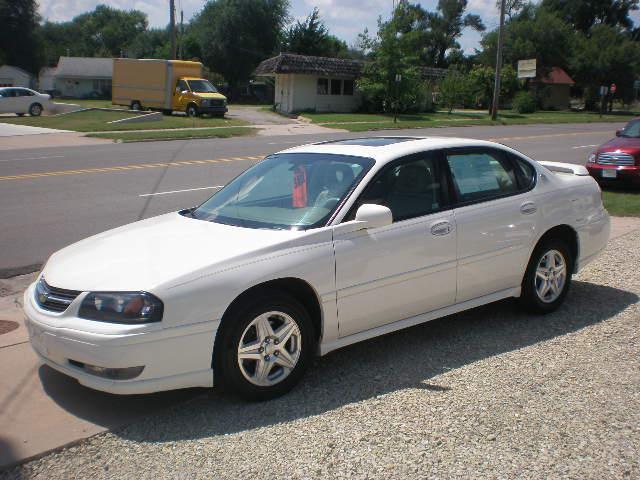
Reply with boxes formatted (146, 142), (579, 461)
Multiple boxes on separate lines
(112, 59), (227, 117)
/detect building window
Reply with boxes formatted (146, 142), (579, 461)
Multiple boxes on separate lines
(317, 78), (328, 95)
(330, 79), (341, 95)
(343, 80), (354, 95)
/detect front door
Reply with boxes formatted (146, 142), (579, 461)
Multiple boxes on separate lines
(0, 88), (17, 113)
(173, 79), (190, 111)
(333, 151), (457, 338)
(444, 147), (538, 302)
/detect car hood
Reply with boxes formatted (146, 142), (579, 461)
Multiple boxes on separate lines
(598, 136), (640, 152)
(42, 212), (302, 292)
(194, 92), (226, 100)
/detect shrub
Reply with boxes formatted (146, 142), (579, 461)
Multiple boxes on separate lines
(512, 91), (536, 114)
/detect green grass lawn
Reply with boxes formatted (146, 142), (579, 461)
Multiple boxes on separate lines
(602, 189), (640, 217)
(87, 127), (254, 142)
(1, 109), (248, 132)
(54, 98), (127, 109)
(303, 110), (638, 131)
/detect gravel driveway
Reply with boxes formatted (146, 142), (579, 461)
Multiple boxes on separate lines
(3, 230), (639, 479)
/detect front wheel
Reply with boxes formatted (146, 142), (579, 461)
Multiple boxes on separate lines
(186, 104), (199, 118)
(215, 292), (314, 400)
(29, 103), (42, 116)
(520, 238), (573, 313)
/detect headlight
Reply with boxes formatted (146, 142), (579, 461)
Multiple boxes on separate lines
(588, 153), (597, 163)
(78, 292), (163, 324)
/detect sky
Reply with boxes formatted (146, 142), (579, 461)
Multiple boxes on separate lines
(35, 0), (640, 54)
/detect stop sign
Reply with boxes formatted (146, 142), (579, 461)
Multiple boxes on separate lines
(611, 83), (617, 94)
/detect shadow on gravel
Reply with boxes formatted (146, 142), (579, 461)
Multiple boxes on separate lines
(41, 280), (637, 444)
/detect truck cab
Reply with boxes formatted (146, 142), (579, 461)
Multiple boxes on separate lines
(174, 77), (228, 118)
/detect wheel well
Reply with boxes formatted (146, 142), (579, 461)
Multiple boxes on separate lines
(535, 225), (579, 272)
(219, 278), (323, 343)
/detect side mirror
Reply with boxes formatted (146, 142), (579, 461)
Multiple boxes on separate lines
(616, 129), (622, 137)
(355, 204), (392, 229)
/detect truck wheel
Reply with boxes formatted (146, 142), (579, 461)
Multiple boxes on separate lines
(186, 104), (199, 118)
(29, 103), (43, 116)
(162, 109), (173, 116)
(131, 101), (142, 111)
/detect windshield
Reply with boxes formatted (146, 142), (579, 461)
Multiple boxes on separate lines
(620, 120), (640, 138)
(187, 79), (217, 93)
(190, 153), (374, 230)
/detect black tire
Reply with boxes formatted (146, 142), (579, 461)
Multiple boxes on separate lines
(131, 101), (142, 111)
(16, 113), (24, 117)
(28, 103), (42, 116)
(519, 238), (573, 314)
(186, 103), (199, 118)
(162, 109), (173, 116)
(214, 290), (314, 401)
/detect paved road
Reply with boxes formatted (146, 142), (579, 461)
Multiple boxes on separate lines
(0, 122), (622, 276)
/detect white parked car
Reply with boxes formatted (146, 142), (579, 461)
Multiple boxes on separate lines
(24, 137), (610, 400)
(0, 87), (51, 116)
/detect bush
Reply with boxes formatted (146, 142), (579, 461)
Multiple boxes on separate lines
(512, 91), (536, 114)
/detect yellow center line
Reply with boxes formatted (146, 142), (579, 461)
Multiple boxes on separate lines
(0, 155), (263, 182)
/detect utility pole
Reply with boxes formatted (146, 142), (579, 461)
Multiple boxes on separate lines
(169, 0), (177, 60)
(179, 9), (184, 60)
(491, 0), (506, 121)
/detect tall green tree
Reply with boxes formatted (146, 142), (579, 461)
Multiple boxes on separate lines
(541, 0), (639, 33)
(283, 8), (349, 57)
(0, 0), (41, 73)
(357, 2), (426, 112)
(423, 0), (486, 67)
(468, 64), (518, 110)
(192, 0), (289, 94)
(496, 0), (526, 20)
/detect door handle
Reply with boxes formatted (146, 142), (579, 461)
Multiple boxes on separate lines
(520, 201), (537, 215)
(430, 221), (451, 236)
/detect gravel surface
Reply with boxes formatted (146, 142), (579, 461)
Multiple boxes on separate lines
(3, 230), (639, 480)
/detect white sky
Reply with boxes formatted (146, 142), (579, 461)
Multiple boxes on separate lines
(37, 0), (640, 54)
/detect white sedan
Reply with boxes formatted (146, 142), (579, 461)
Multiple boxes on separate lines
(24, 137), (610, 400)
(0, 87), (51, 116)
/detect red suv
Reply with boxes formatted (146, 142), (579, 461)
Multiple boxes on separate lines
(587, 119), (640, 186)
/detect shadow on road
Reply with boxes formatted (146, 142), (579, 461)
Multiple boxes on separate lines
(38, 280), (637, 444)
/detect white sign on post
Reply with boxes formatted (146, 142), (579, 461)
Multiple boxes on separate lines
(600, 86), (609, 96)
(517, 59), (537, 79)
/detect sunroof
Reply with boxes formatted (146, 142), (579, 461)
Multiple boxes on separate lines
(318, 137), (421, 147)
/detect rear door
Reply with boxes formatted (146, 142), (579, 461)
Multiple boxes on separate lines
(444, 147), (539, 302)
(0, 88), (17, 113)
(334, 151), (457, 337)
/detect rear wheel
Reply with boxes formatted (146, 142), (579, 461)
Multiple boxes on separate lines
(131, 101), (142, 111)
(215, 291), (314, 400)
(28, 103), (42, 116)
(520, 238), (573, 313)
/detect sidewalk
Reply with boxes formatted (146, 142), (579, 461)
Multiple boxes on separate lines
(1, 216), (638, 469)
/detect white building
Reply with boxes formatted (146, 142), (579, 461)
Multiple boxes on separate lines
(38, 67), (57, 93)
(53, 56), (113, 98)
(255, 53), (447, 115)
(0, 65), (35, 88)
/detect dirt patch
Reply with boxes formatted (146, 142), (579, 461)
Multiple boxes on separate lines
(0, 320), (19, 335)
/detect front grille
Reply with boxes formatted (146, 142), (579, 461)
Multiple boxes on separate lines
(210, 99), (224, 106)
(597, 152), (636, 166)
(35, 279), (81, 313)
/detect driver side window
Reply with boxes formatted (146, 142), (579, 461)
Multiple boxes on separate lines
(178, 80), (188, 92)
(352, 154), (444, 222)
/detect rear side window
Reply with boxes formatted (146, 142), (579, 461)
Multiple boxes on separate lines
(509, 154), (536, 189)
(446, 150), (518, 203)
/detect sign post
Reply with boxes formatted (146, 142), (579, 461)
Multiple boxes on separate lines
(599, 86), (609, 118)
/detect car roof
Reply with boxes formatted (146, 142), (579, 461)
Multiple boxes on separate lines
(279, 136), (511, 165)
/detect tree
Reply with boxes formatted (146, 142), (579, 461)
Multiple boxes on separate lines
(477, 5), (574, 71)
(423, 0), (486, 67)
(496, 0), (525, 20)
(439, 69), (474, 112)
(571, 24), (640, 107)
(0, 0), (42, 73)
(541, 0), (639, 33)
(468, 64), (518, 110)
(283, 8), (349, 57)
(357, 2), (426, 113)
(192, 0), (289, 95)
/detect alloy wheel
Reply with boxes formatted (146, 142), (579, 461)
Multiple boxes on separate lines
(535, 249), (567, 303)
(237, 311), (302, 387)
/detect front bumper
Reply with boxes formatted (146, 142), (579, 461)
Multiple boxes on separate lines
(586, 164), (640, 186)
(198, 104), (228, 114)
(23, 282), (218, 394)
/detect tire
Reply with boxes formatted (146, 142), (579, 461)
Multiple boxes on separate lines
(16, 113), (24, 117)
(131, 101), (142, 111)
(214, 290), (314, 401)
(162, 109), (173, 116)
(28, 103), (42, 117)
(186, 104), (199, 118)
(519, 238), (573, 314)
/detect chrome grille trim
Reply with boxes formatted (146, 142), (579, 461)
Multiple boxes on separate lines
(35, 279), (81, 313)
(597, 152), (636, 166)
